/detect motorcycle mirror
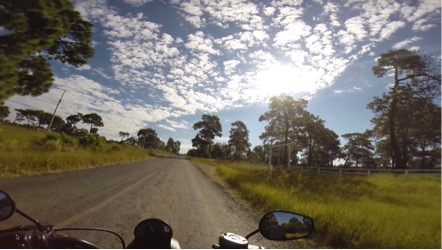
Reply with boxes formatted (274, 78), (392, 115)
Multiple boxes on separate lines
(0, 191), (16, 221)
(259, 210), (314, 241)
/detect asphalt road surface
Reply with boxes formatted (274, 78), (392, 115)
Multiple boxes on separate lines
(0, 158), (295, 248)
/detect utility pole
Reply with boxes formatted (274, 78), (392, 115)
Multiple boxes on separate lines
(47, 91), (66, 133)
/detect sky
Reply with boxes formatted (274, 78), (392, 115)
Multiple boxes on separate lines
(4, 0), (441, 153)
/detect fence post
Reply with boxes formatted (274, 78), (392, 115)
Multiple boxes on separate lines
(317, 168), (320, 174)
(339, 169), (342, 176)
(367, 169), (371, 177)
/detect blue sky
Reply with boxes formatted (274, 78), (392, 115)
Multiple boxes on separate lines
(5, 0), (441, 153)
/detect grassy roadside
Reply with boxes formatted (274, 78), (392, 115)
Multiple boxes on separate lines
(0, 123), (155, 177)
(190, 158), (441, 248)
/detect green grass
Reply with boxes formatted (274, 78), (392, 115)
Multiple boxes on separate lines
(0, 123), (153, 177)
(191, 158), (441, 248)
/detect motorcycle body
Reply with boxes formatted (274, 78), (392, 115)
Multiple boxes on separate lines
(0, 191), (314, 248)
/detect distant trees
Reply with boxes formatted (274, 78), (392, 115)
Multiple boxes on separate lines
(12, 109), (65, 130)
(166, 137), (181, 154)
(228, 121), (251, 161)
(191, 114), (222, 158)
(259, 94), (340, 167)
(66, 113), (83, 128)
(82, 113), (104, 133)
(0, 0), (94, 104)
(0, 106), (10, 120)
(341, 131), (375, 168)
(119, 131), (130, 141)
(137, 128), (164, 149)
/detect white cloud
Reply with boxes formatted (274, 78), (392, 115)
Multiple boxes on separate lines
(392, 37), (422, 49)
(123, 0), (153, 7)
(379, 21), (406, 40)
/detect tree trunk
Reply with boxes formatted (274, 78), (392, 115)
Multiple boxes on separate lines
(390, 69), (404, 169)
(420, 146), (426, 169)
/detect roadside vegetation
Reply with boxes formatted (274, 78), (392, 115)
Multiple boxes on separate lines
(0, 122), (177, 177)
(191, 158), (441, 248)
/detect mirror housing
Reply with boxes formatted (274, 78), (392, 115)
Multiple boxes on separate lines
(0, 191), (16, 221)
(259, 210), (314, 241)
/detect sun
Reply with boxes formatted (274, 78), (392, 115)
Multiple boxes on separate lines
(252, 63), (319, 97)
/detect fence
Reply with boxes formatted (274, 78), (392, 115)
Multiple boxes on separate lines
(296, 166), (441, 177)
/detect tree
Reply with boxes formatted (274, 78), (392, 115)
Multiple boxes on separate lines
(259, 94), (307, 166)
(228, 121), (251, 161)
(342, 131), (375, 168)
(249, 145), (268, 163)
(0, 105), (10, 120)
(173, 140), (181, 154)
(313, 127), (340, 167)
(192, 114), (222, 158)
(34, 110), (53, 128)
(137, 128), (162, 149)
(372, 49), (441, 168)
(50, 115), (66, 132)
(166, 138), (181, 154)
(210, 143), (228, 159)
(66, 113), (83, 127)
(82, 113), (104, 133)
(124, 136), (137, 146)
(368, 87), (441, 168)
(166, 138), (175, 153)
(119, 131), (130, 141)
(297, 113), (340, 167)
(14, 109), (37, 125)
(0, 0), (94, 103)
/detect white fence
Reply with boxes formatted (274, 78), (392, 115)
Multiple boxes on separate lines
(295, 166), (441, 177)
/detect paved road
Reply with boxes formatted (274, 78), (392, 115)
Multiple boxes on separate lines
(0, 158), (284, 248)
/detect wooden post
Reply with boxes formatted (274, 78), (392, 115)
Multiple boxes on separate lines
(269, 148), (272, 173)
(288, 145), (291, 169)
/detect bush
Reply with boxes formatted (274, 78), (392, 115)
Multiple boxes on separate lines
(107, 144), (122, 152)
(39, 133), (77, 147)
(79, 134), (105, 150)
(42, 140), (61, 151)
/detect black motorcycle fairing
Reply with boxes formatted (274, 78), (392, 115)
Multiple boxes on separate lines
(0, 231), (48, 249)
(47, 237), (101, 249)
(128, 218), (173, 249)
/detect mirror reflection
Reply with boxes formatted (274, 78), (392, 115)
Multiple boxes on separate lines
(259, 211), (313, 240)
(0, 191), (15, 221)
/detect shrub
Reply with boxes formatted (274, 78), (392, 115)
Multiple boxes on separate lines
(39, 133), (77, 147)
(58, 133), (76, 146)
(42, 140), (61, 151)
(78, 134), (105, 150)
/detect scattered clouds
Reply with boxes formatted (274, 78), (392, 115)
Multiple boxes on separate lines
(9, 0), (439, 141)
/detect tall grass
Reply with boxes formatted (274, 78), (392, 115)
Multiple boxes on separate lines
(192, 159), (441, 248)
(0, 123), (151, 177)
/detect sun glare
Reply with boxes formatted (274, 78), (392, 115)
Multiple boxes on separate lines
(252, 63), (319, 97)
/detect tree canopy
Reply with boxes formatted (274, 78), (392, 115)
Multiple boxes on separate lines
(192, 114), (222, 158)
(0, 0), (94, 103)
(228, 120), (251, 161)
(371, 49), (441, 169)
(82, 113), (104, 133)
